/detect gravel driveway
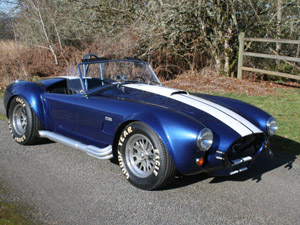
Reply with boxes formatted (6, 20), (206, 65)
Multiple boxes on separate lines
(0, 119), (299, 225)
(0, 98), (5, 115)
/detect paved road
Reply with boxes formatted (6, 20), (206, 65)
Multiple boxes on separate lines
(0, 98), (5, 115)
(0, 119), (299, 225)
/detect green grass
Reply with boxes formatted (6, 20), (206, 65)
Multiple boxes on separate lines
(0, 115), (7, 120)
(0, 184), (37, 225)
(219, 88), (300, 155)
(0, 202), (31, 225)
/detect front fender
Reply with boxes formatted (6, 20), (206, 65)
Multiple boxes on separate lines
(123, 108), (206, 175)
(198, 94), (272, 134)
(4, 81), (46, 126)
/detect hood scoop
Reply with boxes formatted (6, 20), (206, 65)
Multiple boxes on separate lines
(171, 90), (189, 96)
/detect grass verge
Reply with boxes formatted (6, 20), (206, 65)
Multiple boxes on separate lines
(0, 115), (6, 120)
(0, 202), (30, 225)
(219, 88), (300, 156)
(0, 89), (3, 99)
(0, 183), (38, 225)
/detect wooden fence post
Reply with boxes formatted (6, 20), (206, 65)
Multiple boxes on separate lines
(237, 32), (245, 80)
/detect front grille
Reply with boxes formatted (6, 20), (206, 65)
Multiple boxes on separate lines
(227, 134), (265, 161)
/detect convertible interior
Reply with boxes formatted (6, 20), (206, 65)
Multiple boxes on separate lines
(47, 77), (108, 95)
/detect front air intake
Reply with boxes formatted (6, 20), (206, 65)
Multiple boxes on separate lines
(227, 134), (265, 161)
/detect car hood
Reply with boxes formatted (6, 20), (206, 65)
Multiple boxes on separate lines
(121, 84), (263, 138)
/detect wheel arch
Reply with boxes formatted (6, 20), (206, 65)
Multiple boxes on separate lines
(112, 120), (137, 158)
(5, 82), (46, 127)
(112, 118), (172, 158)
(112, 110), (203, 174)
(5, 96), (14, 118)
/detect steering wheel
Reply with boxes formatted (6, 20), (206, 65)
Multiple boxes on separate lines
(131, 76), (146, 82)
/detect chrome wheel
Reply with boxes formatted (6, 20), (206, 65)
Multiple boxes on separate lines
(125, 134), (156, 178)
(12, 104), (27, 136)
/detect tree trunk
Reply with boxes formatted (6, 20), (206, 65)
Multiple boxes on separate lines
(29, 0), (59, 65)
(276, 0), (282, 53)
(224, 39), (230, 76)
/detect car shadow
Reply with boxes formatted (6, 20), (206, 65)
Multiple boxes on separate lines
(160, 135), (299, 190)
(29, 138), (54, 146)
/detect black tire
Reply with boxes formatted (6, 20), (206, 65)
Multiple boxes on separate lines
(117, 121), (176, 190)
(8, 96), (43, 145)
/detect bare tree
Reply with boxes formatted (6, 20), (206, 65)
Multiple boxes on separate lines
(29, 0), (58, 65)
(8, 0), (300, 78)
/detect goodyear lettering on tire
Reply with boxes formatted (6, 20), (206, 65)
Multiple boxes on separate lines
(118, 126), (133, 147)
(118, 126), (133, 179)
(14, 135), (26, 143)
(7, 120), (13, 137)
(153, 149), (160, 176)
(118, 150), (129, 179)
(16, 97), (26, 107)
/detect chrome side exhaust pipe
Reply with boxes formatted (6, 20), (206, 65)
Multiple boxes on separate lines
(38, 130), (113, 160)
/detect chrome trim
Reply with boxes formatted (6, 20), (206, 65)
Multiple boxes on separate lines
(148, 64), (162, 86)
(38, 130), (113, 160)
(12, 104), (27, 136)
(125, 134), (156, 178)
(231, 156), (252, 166)
(216, 150), (224, 155)
(105, 116), (112, 121)
(215, 156), (223, 160)
(266, 117), (278, 136)
(197, 128), (213, 151)
(230, 167), (248, 175)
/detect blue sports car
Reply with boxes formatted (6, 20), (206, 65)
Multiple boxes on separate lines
(4, 53), (277, 190)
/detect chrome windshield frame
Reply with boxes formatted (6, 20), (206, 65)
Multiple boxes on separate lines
(77, 59), (162, 94)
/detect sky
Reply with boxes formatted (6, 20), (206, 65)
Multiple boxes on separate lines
(0, 0), (17, 14)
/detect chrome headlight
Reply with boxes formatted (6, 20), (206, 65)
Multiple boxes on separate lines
(267, 117), (278, 136)
(197, 128), (213, 151)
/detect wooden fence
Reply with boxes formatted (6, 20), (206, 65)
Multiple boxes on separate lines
(237, 32), (300, 80)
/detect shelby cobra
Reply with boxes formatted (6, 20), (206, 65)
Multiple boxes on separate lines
(4, 53), (277, 190)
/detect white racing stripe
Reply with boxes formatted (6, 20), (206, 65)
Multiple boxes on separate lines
(187, 95), (262, 134)
(124, 84), (262, 137)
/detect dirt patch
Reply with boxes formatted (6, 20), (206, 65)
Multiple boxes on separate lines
(162, 70), (300, 96)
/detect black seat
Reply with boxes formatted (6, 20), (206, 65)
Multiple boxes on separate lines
(49, 87), (76, 95)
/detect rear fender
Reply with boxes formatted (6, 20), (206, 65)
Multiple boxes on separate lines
(4, 81), (46, 126)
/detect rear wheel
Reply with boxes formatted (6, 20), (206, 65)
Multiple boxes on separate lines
(8, 96), (43, 145)
(117, 122), (176, 190)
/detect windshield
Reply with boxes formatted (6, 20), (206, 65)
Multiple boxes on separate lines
(77, 60), (161, 92)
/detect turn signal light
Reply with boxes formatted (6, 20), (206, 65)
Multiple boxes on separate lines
(196, 158), (204, 166)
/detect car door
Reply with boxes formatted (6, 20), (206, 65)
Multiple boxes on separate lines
(42, 92), (78, 136)
(73, 90), (122, 146)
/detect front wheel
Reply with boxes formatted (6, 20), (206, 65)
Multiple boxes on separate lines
(8, 96), (43, 145)
(117, 122), (176, 190)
